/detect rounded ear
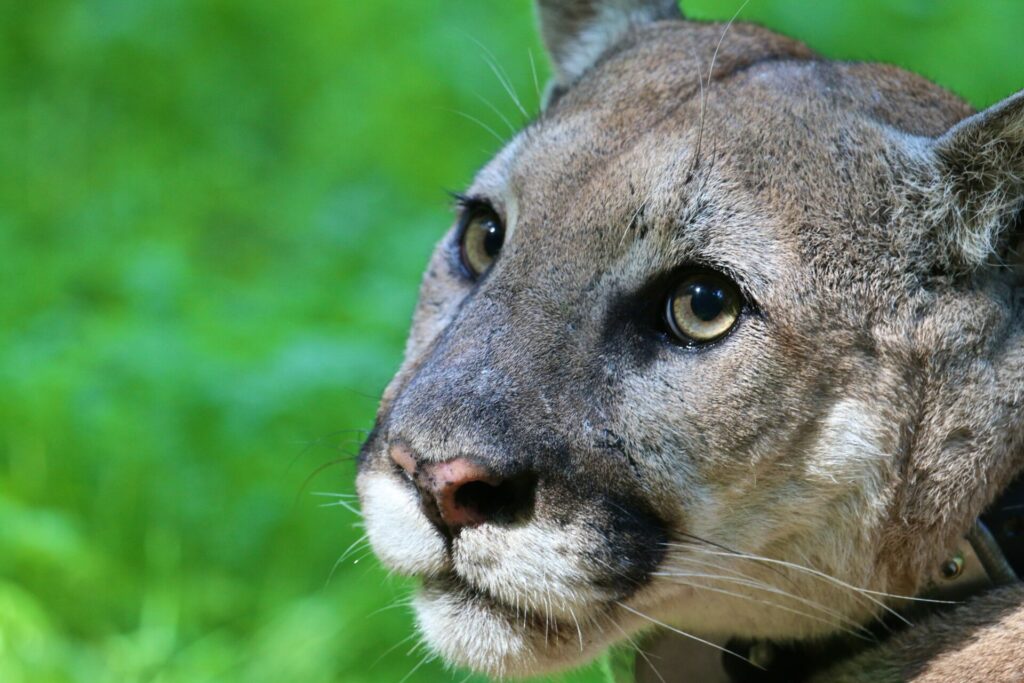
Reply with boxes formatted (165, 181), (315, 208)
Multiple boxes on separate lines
(536, 0), (683, 87)
(930, 89), (1024, 268)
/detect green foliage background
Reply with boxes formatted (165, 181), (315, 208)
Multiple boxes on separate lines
(2, 1), (1023, 681)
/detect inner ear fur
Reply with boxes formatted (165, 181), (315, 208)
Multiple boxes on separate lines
(930, 89), (1024, 269)
(536, 0), (683, 87)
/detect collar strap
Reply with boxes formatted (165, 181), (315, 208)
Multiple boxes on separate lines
(979, 473), (1024, 580)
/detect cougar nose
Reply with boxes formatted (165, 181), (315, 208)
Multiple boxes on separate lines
(389, 444), (536, 533)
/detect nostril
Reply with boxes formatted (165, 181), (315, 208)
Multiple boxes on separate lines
(452, 472), (537, 526)
(389, 446), (538, 534)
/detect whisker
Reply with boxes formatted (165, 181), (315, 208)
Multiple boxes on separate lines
(287, 427), (370, 478)
(398, 651), (435, 683)
(294, 456), (360, 507)
(606, 617), (667, 683)
(543, 588), (551, 646)
(319, 498), (363, 516)
(336, 534), (370, 565)
(289, 428), (370, 450)
(656, 570), (874, 641)
(445, 108), (506, 145)
(568, 606), (585, 652)
(326, 534), (371, 584)
(671, 532), (803, 589)
(619, 192), (653, 246)
(693, 0), (750, 175)
(687, 44), (707, 179)
(662, 555), (875, 637)
(474, 93), (517, 136)
(366, 596), (416, 620)
(709, 0), (750, 85)
(468, 36), (529, 119)
(349, 548), (375, 566)
(371, 631), (417, 669)
(528, 48), (542, 103)
(670, 533), (895, 633)
(670, 543), (913, 627)
(616, 601), (761, 669)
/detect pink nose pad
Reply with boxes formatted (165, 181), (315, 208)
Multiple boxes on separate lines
(389, 444), (531, 534)
(420, 458), (501, 530)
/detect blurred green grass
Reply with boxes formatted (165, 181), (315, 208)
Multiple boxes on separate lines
(1, 1), (1023, 682)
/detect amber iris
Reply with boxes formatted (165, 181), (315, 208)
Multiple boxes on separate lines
(459, 209), (504, 277)
(666, 272), (742, 344)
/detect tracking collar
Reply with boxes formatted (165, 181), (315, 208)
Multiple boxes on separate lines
(613, 476), (1024, 683)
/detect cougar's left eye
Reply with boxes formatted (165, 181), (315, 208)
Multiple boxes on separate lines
(665, 271), (742, 344)
(458, 206), (504, 278)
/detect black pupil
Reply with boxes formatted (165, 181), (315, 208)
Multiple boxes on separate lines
(481, 219), (503, 257)
(687, 282), (725, 321)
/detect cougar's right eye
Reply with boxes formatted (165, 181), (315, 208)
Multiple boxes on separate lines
(458, 204), (504, 278)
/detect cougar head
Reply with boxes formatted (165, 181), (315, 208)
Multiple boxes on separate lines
(356, 0), (1024, 677)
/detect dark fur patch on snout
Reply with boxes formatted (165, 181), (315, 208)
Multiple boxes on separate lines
(587, 492), (669, 596)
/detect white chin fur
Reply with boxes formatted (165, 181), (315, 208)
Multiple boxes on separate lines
(413, 582), (611, 679)
(358, 473), (448, 577)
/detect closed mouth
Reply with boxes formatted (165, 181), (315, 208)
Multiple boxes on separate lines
(421, 571), (594, 636)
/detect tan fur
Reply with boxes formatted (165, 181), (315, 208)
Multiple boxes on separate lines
(357, 1), (1024, 679)
(811, 585), (1024, 682)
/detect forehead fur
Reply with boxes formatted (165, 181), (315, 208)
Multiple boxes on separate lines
(469, 21), (974, 327)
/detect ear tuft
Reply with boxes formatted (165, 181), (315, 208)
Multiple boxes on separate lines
(929, 89), (1024, 268)
(536, 0), (683, 87)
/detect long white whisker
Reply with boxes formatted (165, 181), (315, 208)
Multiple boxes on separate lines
(398, 651), (434, 683)
(406, 636), (428, 658)
(663, 555), (875, 637)
(689, 0), (748, 178)
(671, 535), (893, 632)
(349, 548), (375, 566)
(690, 544), (903, 607)
(365, 595), (415, 620)
(474, 93), (517, 136)
(371, 631), (417, 668)
(667, 552), (876, 626)
(319, 498), (363, 516)
(616, 601), (761, 669)
(528, 48), (542, 103)
(709, 0), (751, 87)
(606, 617), (667, 683)
(671, 544), (914, 626)
(568, 606), (584, 652)
(327, 534), (370, 584)
(467, 35), (529, 119)
(619, 192), (652, 246)
(657, 571), (874, 641)
(688, 48), (707, 176)
(445, 109), (506, 145)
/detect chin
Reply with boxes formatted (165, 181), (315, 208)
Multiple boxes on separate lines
(412, 579), (616, 679)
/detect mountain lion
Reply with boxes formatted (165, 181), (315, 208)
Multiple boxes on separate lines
(356, 1), (1024, 680)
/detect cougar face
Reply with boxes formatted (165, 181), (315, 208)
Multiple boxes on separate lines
(357, 1), (1024, 677)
